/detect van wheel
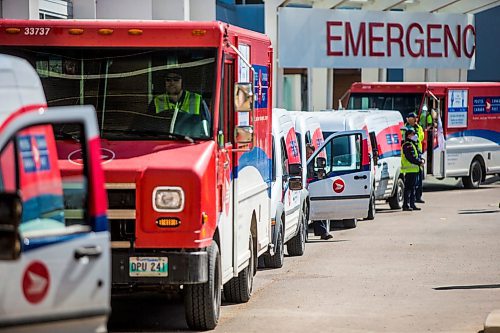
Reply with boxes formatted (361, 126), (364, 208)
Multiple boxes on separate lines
(462, 160), (482, 189)
(287, 213), (306, 256)
(263, 224), (284, 268)
(366, 191), (375, 220)
(343, 218), (357, 229)
(223, 234), (254, 303)
(389, 178), (404, 209)
(184, 241), (221, 330)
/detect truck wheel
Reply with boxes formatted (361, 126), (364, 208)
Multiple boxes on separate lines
(184, 241), (221, 330)
(462, 160), (482, 189)
(223, 234), (254, 303)
(388, 178), (404, 209)
(287, 213), (306, 256)
(343, 218), (357, 229)
(366, 191), (375, 220)
(263, 224), (284, 268)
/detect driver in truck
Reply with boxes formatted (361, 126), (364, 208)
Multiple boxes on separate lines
(148, 70), (211, 135)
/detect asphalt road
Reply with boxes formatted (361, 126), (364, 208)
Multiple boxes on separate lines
(109, 176), (500, 333)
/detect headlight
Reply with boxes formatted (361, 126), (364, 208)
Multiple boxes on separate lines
(152, 187), (185, 212)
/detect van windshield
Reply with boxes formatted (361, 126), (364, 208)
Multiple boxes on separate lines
(347, 93), (423, 119)
(1, 47), (217, 140)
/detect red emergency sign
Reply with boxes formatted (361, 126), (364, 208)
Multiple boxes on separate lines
(22, 261), (50, 304)
(333, 178), (345, 194)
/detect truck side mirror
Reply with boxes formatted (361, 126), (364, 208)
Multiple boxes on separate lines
(0, 192), (22, 261)
(234, 83), (254, 151)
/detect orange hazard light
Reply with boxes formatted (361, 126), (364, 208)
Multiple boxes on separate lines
(5, 28), (21, 34)
(98, 28), (114, 35)
(68, 28), (84, 35)
(192, 29), (206, 36)
(128, 29), (143, 36)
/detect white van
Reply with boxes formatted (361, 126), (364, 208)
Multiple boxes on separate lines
(0, 54), (110, 332)
(311, 110), (405, 215)
(261, 109), (306, 268)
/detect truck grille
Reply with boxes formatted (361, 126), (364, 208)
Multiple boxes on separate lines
(106, 183), (136, 247)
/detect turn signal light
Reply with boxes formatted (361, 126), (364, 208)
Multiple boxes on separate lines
(98, 28), (114, 35)
(5, 28), (21, 34)
(202, 212), (209, 225)
(156, 217), (181, 228)
(68, 28), (84, 35)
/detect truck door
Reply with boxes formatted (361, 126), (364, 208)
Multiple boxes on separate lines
(0, 106), (109, 330)
(430, 95), (446, 178)
(307, 130), (372, 220)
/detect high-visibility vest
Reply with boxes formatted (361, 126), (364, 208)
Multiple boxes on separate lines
(406, 122), (424, 152)
(154, 91), (201, 115)
(401, 141), (420, 174)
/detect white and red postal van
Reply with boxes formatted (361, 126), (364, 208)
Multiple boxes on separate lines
(262, 109), (305, 268)
(311, 110), (405, 216)
(0, 54), (109, 332)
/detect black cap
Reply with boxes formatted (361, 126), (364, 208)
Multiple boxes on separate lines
(407, 112), (417, 118)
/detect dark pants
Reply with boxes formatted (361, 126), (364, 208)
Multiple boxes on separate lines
(403, 172), (418, 209)
(415, 168), (423, 201)
(313, 220), (329, 236)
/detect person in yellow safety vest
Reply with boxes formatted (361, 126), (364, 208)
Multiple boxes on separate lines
(419, 105), (434, 130)
(149, 70), (210, 136)
(405, 112), (425, 204)
(401, 126), (425, 211)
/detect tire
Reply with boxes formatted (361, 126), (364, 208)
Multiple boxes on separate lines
(287, 212), (306, 256)
(366, 191), (375, 220)
(263, 224), (284, 268)
(343, 218), (357, 229)
(388, 177), (404, 210)
(184, 241), (221, 331)
(223, 234), (254, 303)
(462, 160), (482, 189)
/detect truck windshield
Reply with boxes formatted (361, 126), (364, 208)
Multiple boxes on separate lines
(2, 47), (217, 140)
(347, 93), (423, 119)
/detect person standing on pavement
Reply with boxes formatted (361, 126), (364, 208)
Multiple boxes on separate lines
(405, 112), (425, 204)
(305, 143), (333, 240)
(401, 127), (425, 211)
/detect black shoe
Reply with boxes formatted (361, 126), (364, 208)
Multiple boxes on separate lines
(415, 199), (425, 204)
(321, 233), (333, 240)
(411, 206), (421, 211)
(402, 207), (413, 211)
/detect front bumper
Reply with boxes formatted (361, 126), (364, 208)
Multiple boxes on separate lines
(112, 249), (208, 287)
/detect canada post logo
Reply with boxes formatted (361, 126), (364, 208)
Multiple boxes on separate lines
(254, 65), (268, 109)
(18, 135), (50, 173)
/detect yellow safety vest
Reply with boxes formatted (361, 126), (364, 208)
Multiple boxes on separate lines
(154, 91), (201, 115)
(406, 122), (424, 152)
(401, 141), (420, 174)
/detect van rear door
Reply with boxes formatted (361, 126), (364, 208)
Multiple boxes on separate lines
(307, 130), (372, 220)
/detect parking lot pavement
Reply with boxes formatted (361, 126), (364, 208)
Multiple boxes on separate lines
(215, 176), (500, 333)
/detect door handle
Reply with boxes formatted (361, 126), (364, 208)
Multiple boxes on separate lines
(223, 161), (229, 169)
(74, 245), (102, 260)
(354, 175), (367, 180)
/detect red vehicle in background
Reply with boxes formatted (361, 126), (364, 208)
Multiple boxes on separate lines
(344, 82), (500, 188)
(0, 19), (281, 329)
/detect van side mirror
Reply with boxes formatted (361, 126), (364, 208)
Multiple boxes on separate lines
(289, 176), (303, 191)
(288, 163), (303, 190)
(0, 192), (22, 261)
(316, 157), (326, 168)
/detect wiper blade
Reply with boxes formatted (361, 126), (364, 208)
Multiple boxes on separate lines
(103, 129), (194, 143)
